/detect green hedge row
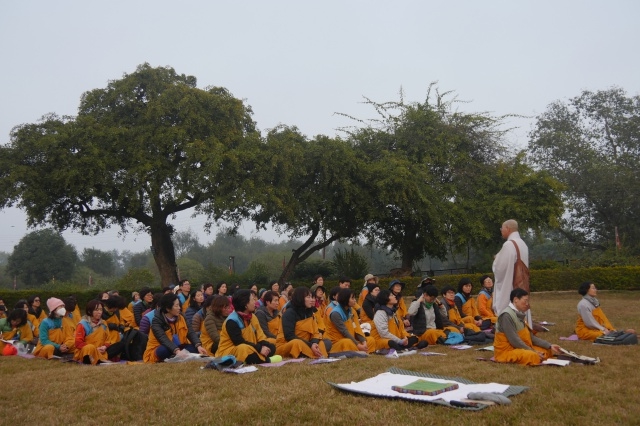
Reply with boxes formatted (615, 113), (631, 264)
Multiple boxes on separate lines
(2, 266), (638, 312)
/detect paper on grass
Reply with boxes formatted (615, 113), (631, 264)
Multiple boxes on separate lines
(420, 352), (446, 356)
(223, 365), (258, 374)
(309, 358), (341, 364)
(450, 345), (473, 350)
(337, 372), (509, 403)
(542, 358), (571, 367)
(475, 345), (494, 352)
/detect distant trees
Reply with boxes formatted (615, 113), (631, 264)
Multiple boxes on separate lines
(6, 229), (77, 286)
(529, 87), (640, 254)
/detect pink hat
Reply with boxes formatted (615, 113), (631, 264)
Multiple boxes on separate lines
(46, 297), (65, 314)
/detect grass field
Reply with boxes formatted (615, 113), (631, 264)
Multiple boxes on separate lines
(1, 291), (639, 426)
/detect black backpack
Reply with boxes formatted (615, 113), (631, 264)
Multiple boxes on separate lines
(120, 328), (149, 360)
(594, 331), (638, 346)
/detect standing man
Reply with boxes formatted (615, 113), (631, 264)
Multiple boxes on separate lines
(492, 220), (529, 323)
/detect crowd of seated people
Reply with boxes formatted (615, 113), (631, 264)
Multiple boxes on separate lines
(0, 275), (635, 366)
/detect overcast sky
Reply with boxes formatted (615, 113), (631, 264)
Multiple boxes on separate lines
(1, 1), (638, 254)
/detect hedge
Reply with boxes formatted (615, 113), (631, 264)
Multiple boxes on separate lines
(2, 266), (638, 311)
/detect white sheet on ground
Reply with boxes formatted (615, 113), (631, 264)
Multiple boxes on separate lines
(335, 372), (510, 403)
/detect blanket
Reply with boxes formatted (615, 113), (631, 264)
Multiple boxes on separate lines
(327, 367), (528, 410)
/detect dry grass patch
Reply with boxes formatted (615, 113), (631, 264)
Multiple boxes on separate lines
(1, 291), (638, 426)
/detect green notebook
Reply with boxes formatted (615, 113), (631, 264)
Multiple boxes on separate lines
(391, 379), (459, 396)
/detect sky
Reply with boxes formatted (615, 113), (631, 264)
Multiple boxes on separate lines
(1, 1), (638, 255)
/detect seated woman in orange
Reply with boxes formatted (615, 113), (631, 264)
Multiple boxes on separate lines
(215, 289), (276, 364)
(0, 309), (34, 354)
(28, 295), (47, 333)
(575, 281), (635, 341)
(74, 300), (111, 365)
(325, 288), (375, 354)
(278, 283), (294, 311)
(359, 282), (380, 326)
(255, 290), (281, 343)
(372, 289), (427, 352)
(143, 293), (208, 363)
(476, 275), (497, 324)
(440, 285), (481, 332)
(494, 288), (560, 365)
(276, 287), (330, 358)
(34, 298), (74, 359)
(454, 278), (490, 331)
(202, 295), (232, 355)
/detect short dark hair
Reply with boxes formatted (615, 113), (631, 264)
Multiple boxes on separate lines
(376, 289), (392, 306)
(578, 281), (594, 296)
(457, 278), (472, 294)
(232, 289), (253, 313)
(8, 308), (27, 327)
(139, 287), (152, 299)
(216, 281), (227, 293)
(63, 297), (77, 312)
(269, 280), (279, 291)
(210, 295), (230, 317)
(479, 275), (492, 286)
(329, 286), (341, 301)
(104, 295), (126, 310)
(336, 288), (353, 309)
(313, 275), (323, 283)
(441, 285), (455, 296)
(339, 276), (351, 284)
(424, 285), (439, 298)
(27, 295), (40, 307)
(85, 300), (103, 316)
(262, 290), (279, 304)
(203, 283), (214, 292)
(14, 300), (28, 310)
(510, 288), (528, 301)
(291, 287), (311, 309)
(159, 293), (178, 313)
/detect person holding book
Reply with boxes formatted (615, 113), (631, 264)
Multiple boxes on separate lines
(494, 288), (560, 365)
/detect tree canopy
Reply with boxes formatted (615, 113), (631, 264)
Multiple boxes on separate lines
(1, 64), (261, 286)
(6, 229), (77, 286)
(528, 87), (640, 253)
(347, 87), (564, 271)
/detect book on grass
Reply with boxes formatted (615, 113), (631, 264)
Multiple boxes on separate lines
(391, 379), (459, 396)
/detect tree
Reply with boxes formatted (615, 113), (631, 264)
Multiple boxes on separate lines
(528, 87), (640, 253)
(347, 86), (563, 272)
(80, 247), (116, 277)
(0, 64), (261, 287)
(252, 126), (375, 284)
(172, 229), (202, 259)
(6, 229), (77, 286)
(332, 247), (369, 279)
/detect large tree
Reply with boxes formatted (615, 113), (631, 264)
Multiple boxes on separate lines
(348, 87), (563, 272)
(528, 87), (640, 253)
(7, 229), (77, 286)
(0, 64), (260, 286)
(252, 125), (375, 283)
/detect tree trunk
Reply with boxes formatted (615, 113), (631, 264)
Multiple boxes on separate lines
(278, 229), (341, 284)
(150, 221), (179, 288)
(400, 244), (415, 276)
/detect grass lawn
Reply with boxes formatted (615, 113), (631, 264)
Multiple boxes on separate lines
(1, 291), (639, 425)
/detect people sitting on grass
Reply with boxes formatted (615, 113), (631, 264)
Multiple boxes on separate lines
(358, 274), (378, 305)
(372, 289), (427, 353)
(455, 278), (490, 331)
(63, 297), (80, 329)
(176, 279), (191, 313)
(215, 289), (276, 364)
(359, 282), (380, 326)
(255, 290), (281, 342)
(203, 295), (232, 355)
(143, 293), (207, 363)
(276, 287), (330, 359)
(440, 285), (481, 333)
(388, 280), (410, 328)
(133, 287), (153, 327)
(325, 288), (376, 355)
(279, 282), (293, 311)
(74, 300), (110, 365)
(494, 288), (560, 366)
(408, 285), (447, 345)
(310, 284), (328, 333)
(27, 295), (47, 332)
(0, 308), (34, 354)
(575, 281), (636, 341)
(185, 289), (204, 330)
(138, 293), (162, 335)
(34, 298), (74, 359)
(477, 275), (497, 325)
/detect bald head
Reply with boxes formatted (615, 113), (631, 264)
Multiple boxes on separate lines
(501, 219), (518, 239)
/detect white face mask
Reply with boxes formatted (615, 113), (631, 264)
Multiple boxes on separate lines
(56, 307), (67, 317)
